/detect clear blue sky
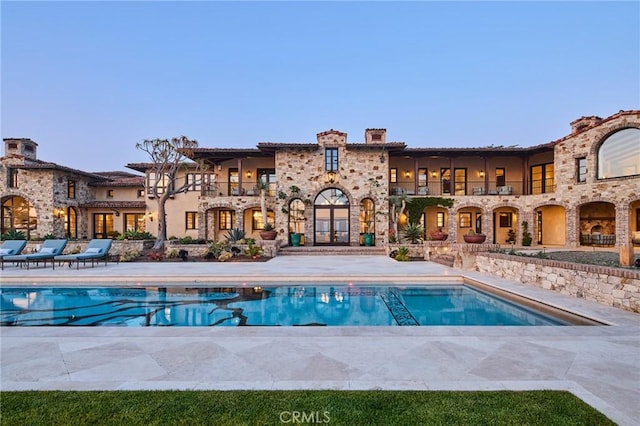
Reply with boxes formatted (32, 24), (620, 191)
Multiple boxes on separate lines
(2, 1), (639, 172)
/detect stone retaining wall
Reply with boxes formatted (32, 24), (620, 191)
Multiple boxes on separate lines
(476, 253), (640, 313)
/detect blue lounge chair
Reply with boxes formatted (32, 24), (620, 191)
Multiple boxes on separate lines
(2, 239), (67, 270)
(0, 240), (28, 270)
(55, 239), (113, 269)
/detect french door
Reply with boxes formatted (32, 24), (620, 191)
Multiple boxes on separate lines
(314, 207), (349, 245)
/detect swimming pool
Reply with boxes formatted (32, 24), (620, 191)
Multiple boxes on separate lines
(0, 284), (599, 326)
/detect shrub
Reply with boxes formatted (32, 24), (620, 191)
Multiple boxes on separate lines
(167, 249), (179, 259)
(1, 229), (26, 240)
(402, 223), (424, 244)
(395, 246), (410, 261)
(244, 243), (263, 259)
(120, 249), (140, 262)
(120, 230), (154, 240)
(206, 241), (229, 259)
(147, 250), (163, 261)
(42, 233), (57, 240)
(218, 251), (233, 262)
(107, 230), (121, 239)
(69, 246), (82, 254)
(226, 228), (245, 243)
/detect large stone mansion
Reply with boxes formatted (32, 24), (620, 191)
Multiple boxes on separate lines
(1, 110), (639, 249)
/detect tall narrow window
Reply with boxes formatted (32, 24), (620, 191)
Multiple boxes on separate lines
(185, 212), (198, 230)
(495, 168), (506, 187)
(325, 148), (338, 172)
(7, 168), (18, 188)
(229, 169), (239, 195)
(436, 212), (445, 228)
(576, 157), (587, 183)
(454, 168), (466, 195)
(441, 168), (451, 194)
(67, 180), (76, 199)
(418, 168), (428, 194)
(390, 168), (397, 183)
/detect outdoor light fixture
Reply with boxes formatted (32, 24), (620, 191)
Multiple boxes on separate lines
(404, 170), (411, 178)
(246, 170), (252, 178)
(479, 169), (485, 178)
(431, 170), (437, 178)
(327, 171), (336, 184)
(56, 208), (65, 219)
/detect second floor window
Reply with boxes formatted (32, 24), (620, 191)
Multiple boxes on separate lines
(7, 168), (18, 188)
(390, 168), (397, 183)
(577, 157), (587, 183)
(67, 180), (76, 199)
(107, 190), (114, 198)
(148, 173), (171, 195)
(325, 148), (338, 172)
(531, 163), (555, 194)
(495, 168), (506, 187)
(185, 212), (198, 230)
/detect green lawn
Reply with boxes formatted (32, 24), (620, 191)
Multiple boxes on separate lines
(0, 390), (614, 425)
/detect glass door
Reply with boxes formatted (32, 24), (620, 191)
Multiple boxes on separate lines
(314, 207), (350, 245)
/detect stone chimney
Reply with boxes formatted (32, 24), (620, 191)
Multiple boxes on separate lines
(3, 138), (38, 160)
(570, 116), (602, 133)
(365, 128), (386, 144)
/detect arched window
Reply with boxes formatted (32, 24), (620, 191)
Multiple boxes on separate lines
(65, 207), (77, 239)
(315, 188), (349, 206)
(597, 128), (640, 179)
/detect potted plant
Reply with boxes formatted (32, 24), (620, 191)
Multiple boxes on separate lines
(463, 229), (486, 244)
(259, 222), (277, 240)
(506, 229), (516, 244)
(430, 227), (448, 241)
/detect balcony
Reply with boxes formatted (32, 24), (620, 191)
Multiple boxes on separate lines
(199, 181), (275, 198)
(390, 179), (554, 197)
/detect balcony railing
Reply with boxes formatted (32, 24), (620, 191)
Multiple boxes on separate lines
(199, 182), (276, 197)
(390, 179), (554, 196)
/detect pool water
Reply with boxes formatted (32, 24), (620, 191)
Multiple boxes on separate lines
(0, 285), (579, 327)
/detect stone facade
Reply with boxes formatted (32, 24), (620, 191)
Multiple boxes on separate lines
(476, 252), (640, 313)
(2, 110), (639, 249)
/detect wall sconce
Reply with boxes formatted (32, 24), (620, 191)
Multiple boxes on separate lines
(246, 170), (252, 178)
(479, 169), (485, 178)
(148, 213), (154, 222)
(55, 208), (65, 219)
(431, 170), (437, 178)
(327, 171), (337, 184)
(404, 170), (411, 179)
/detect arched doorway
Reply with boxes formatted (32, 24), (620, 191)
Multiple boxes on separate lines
(314, 188), (349, 245)
(1, 196), (37, 239)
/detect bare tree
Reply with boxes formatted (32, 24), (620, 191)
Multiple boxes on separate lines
(136, 136), (200, 250)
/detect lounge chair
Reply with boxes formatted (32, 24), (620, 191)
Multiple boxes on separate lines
(0, 240), (28, 270)
(2, 239), (67, 270)
(55, 239), (113, 269)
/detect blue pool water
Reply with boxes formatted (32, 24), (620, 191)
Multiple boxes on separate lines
(0, 285), (577, 327)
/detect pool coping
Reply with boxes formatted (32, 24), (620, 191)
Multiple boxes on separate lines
(1, 256), (639, 425)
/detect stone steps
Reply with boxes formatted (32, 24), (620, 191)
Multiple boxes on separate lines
(278, 246), (386, 256)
